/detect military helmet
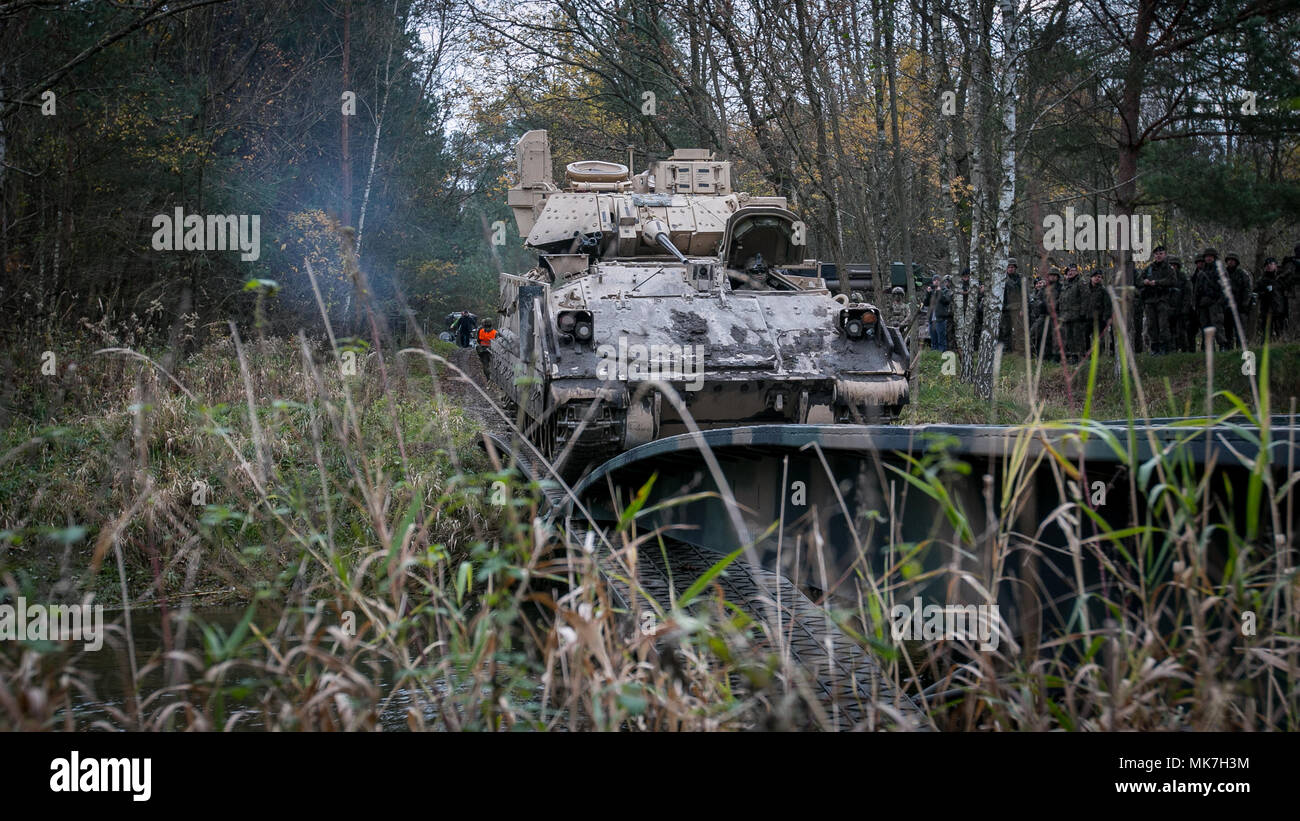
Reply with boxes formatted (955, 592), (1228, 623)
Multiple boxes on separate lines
(1225, 250), (1240, 263)
(1169, 256), (1182, 267)
(1202, 247), (1219, 259)
(1006, 258), (1019, 268)
(891, 286), (905, 296)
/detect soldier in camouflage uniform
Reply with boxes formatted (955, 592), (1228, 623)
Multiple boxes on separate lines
(1281, 244), (1300, 335)
(887, 286), (913, 334)
(1194, 248), (1226, 351)
(1165, 255), (1184, 352)
(1167, 257), (1191, 352)
(1087, 269), (1111, 356)
(1223, 251), (1253, 348)
(933, 276), (955, 352)
(1187, 254), (1207, 350)
(1000, 259), (1022, 353)
(1027, 274), (1043, 357)
(924, 275), (941, 348)
(1059, 263), (1088, 364)
(1164, 255), (1184, 352)
(1030, 268), (1062, 359)
(1139, 245), (1177, 354)
(1256, 258), (1286, 342)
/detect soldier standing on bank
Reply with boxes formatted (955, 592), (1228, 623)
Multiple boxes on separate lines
(1168, 257), (1192, 352)
(1139, 245), (1176, 354)
(1087, 269), (1111, 356)
(924, 275), (940, 349)
(1059, 263), (1088, 364)
(1188, 254), (1207, 350)
(1223, 251), (1254, 348)
(1031, 268), (1062, 359)
(1281, 244), (1300, 333)
(476, 318), (497, 372)
(1186, 256), (1201, 351)
(887, 286), (913, 335)
(1164, 255), (1183, 352)
(1028, 274), (1045, 357)
(1001, 259), (1021, 353)
(455, 310), (476, 348)
(1194, 248), (1226, 350)
(933, 275), (955, 353)
(1256, 258), (1286, 342)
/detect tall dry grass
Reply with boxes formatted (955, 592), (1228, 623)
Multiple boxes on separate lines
(1, 253), (1295, 731)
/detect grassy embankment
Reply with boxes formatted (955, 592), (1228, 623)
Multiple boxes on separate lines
(2, 334), (484, 607)
(903, 343), (1300, 423)
(2, 327), (775, 730)
(1, 323), (1296, 731)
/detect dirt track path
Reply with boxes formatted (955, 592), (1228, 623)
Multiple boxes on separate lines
(439, 345), (514, 441)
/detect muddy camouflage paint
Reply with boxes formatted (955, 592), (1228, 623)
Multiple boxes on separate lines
(489, 130), (911, 475)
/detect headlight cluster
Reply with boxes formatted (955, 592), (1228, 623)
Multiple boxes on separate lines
(558, 310), (593, 343)
(840, 307), (878, 339)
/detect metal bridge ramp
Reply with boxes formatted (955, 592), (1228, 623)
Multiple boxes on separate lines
(480, 430), (929, 730)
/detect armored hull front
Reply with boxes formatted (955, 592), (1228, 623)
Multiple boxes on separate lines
(488, 131), (909, 477)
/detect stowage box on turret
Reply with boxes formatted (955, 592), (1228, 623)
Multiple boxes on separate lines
(489, 130), (910, 475)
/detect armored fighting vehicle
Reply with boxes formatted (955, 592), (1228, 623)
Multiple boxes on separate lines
(489, 130), (909, 473)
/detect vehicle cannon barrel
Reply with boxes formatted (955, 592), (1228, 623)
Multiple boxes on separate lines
(641, 219), (687, 263)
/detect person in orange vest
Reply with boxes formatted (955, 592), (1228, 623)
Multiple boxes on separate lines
(476, 318), (496, 371)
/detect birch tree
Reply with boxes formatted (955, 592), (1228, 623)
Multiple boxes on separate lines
(973, 0), (1022, 400)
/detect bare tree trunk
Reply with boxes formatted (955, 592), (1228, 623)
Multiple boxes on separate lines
(870, 0), (891, 301)
(932, 10), (972, 362)
(885, 0), (915, 372)
(974, 0), (1019, 400)
(0, 52), (7, 265)
(341, 0), (352, 227)
(962, 0), (990, 381)
(1113, 0), (1155, 374)
(356, 0), (405, 260)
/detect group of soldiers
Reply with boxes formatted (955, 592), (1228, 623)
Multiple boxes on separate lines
(448, 309), (497, 371)
(941, 242), (1298, 364)
(1135, 245), (1296, 354)
(979, 259), (1114, 364)
(875, 277), (983, 354)
(868, 241), (1300, 365)
(1021, 260), (1115, 363)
